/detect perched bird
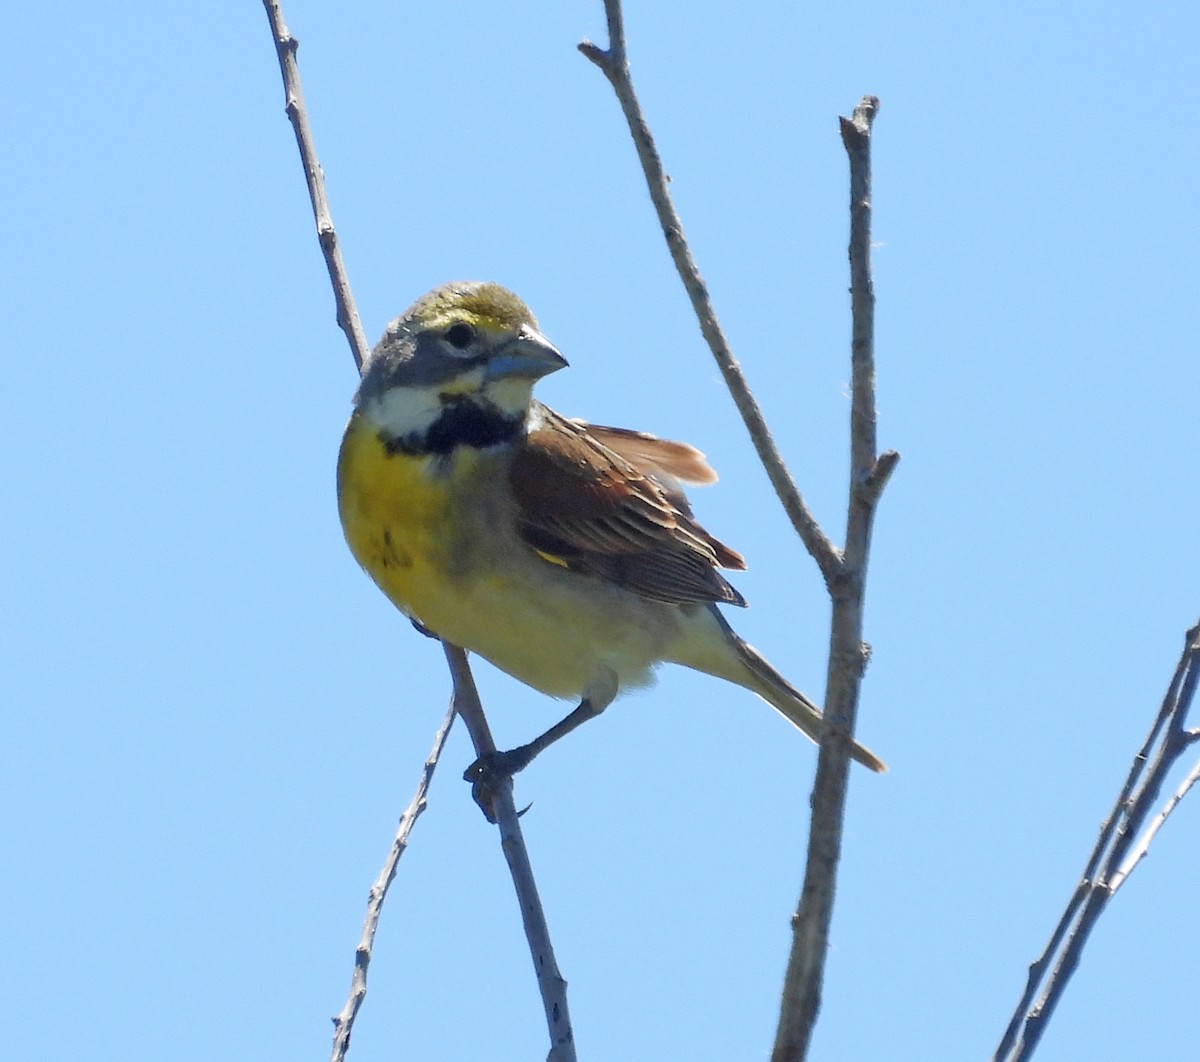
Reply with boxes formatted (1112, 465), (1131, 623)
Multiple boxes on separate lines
(337, 281), (885, 780)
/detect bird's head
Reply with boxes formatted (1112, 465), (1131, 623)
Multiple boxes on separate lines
(356, 282), (567, 454)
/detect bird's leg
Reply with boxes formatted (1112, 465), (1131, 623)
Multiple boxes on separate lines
(466, 697), (603, 781)
(464, 668), (618, 805)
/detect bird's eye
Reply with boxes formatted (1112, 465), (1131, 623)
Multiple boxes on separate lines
(443, 322), (476, 350)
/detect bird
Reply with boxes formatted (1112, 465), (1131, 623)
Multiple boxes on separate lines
(336, 281), (886, 783)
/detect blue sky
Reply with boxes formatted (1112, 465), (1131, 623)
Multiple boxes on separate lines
(3, 2), (1197, 1060)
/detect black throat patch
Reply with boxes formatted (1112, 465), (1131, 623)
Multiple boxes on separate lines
(381, 398), (523, 456)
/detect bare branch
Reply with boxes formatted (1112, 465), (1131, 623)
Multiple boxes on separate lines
(262, 0), (369, 369)
(861, 450), (901, 507)
(772, 95), (889, 1062)
(993, 619), (1200, 1062)
(840, 98), (882, 484)
(442, 648), (577, 1062)
(330, 706), (456, 1062)
(263, 5), (575, 1058)
(583, 9), (894, 1056)
(993, 626), (1192, 1060)
(579, 2), (841, 587)
(1108, 748), (1200, 892)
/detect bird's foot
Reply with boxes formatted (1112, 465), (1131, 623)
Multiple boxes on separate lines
(464, 745), (536, 822)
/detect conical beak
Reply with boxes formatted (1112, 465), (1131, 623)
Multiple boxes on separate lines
(485, 327), (568, 382)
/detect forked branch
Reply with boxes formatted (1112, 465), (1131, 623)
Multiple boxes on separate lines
(771, 96), (891, 1062)
(581, 5), (895, 1058)
(994, 620), (1200, 1062)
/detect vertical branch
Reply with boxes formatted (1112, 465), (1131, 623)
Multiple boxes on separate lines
(771, 96), (896, 1062)
(262, 4), (576, 1059)
(845, 101), (882, 494)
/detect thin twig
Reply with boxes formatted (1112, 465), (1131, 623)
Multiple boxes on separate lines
(993, 620), (1200, 1062)
(331, 706), (456, 1062)
(579, 4), (841, 588)
(771, 96), (889, 1062)
(993, 630), (1190, 1060)
(263, 4), (575, 1058)
(442, 648), (577, 1062)
(262, 0), (369, 369)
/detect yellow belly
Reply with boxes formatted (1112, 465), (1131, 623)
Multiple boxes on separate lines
(337, 411), (676, 700)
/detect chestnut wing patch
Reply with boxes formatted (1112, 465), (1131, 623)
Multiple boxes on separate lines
(509, 407), (746, 607)
(578, 422), (718, 485)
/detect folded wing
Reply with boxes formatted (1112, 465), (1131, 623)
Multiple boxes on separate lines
(509, 405), (747, 607)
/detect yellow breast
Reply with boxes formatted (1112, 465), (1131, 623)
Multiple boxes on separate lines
(337, 410), (472, 626)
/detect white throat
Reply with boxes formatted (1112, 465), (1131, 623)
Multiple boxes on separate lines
(363, 384), (445, 436)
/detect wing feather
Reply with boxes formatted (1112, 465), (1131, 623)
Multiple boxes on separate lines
(509, 405), (746, 607)
(578, 422), (719, 485)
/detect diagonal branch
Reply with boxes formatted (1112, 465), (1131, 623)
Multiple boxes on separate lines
(262, 0), (369, 369)
(331, 705), (456, 1062)
(993, 631), (1194, 1061)
(262, 4), (576, 1058)
(579, 3), (841, 587)
(993, 619), (1200, 1062)
(442, 648), (577, 1062)
(1107, 730), (1200, 892)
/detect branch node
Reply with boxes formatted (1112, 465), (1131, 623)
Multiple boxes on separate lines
(859, 449), (901, 505)
(577, 40), (610, 69)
